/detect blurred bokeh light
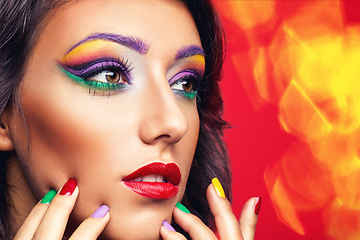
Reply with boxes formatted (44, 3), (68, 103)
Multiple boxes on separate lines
(214, 1), (360, 239)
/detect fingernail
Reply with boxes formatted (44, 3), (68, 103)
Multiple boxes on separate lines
(40, 189), (57, 204)
(176, 202), (191, 214)
(212, 178), (225, 198)
(92, 205), (109, 219)
(59, 178), (77, 196)
(162, 220), (176, 232)
(254, 197), (262, 215)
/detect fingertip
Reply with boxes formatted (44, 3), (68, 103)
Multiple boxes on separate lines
(159, 226), (171, 240)
(242, 196), (262, 216)
(239, 197), (261, 240)
(162, 220), (176, 232)
(172, 207), (188, 227)
(59, 178), (77, 196)
(160, 221), (180, 240)
(91, 205), (110, 219)
(40, 189), (57, 204)
(206, 181), (222, 204)
(68, 207), (110, 239)
(99, 211), (111, 224)
(175, 202), (191, 214)
(211, 178), (225, 198)
(206, 181), (233, 217)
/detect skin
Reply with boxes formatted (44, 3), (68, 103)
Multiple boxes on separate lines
(0, 0), (259, 239)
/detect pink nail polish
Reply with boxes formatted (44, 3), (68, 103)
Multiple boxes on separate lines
(254, 197), (262, 215)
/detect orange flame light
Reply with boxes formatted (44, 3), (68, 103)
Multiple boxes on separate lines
(214, 1), (360, 239)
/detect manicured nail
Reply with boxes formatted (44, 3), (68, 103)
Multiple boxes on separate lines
(59, 178), (77, 196)
(254, 197), (262, 215)
(212, 178), (225, 198)
(176, 202), (191, 214)
(91, 205), (109, 219)
(162, 220), (176, 232)
(40, 189), (57, 204)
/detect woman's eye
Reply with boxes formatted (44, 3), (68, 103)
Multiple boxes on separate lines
(170, 74), (199, 100)
(88, 70), (128, 84)
(58, 57), (134, 96)
(171, 78), (196, 92)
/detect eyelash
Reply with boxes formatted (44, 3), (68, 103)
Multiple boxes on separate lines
(169, 70), (201, 100)
(59, 58), (201, 100)
(58, 57), (133, 96)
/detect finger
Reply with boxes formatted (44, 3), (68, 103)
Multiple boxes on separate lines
(173, 206), (217, 240)
(32, 178), (78, 240)
(14, 190), (56, 239)
(160, 220), (187, 240)
(207, 178), (243, 240)
(69, 205), (110, 240)
(239, 197), (261, 240)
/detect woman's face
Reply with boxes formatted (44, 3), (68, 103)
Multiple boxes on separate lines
(8, 0), (203, 239)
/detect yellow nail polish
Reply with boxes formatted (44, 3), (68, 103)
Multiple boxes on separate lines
(212, 178), (225, 198)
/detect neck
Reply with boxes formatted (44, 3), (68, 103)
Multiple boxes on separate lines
(6, 153), (38, 233)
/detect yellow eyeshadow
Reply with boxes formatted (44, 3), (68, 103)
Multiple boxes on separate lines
(62, 39), (119, 63)
(188, 54), (205, 65)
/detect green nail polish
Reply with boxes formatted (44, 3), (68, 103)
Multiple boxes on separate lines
(176, 202), (191, 214)
(41, 189), (57, 204)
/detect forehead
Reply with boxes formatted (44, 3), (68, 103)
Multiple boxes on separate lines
(35, 0), (201, 59)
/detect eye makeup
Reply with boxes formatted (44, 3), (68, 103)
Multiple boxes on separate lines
(59, 33), (205, 99)
(62, 33), (148, 65)
(67, 33), (148, 55)
(169, 69), (201, 100)
(58, 57), (133, 96)
(175, 45), (205, 60)
(59, 33), (144, 96)
(170, 45), (206, 101)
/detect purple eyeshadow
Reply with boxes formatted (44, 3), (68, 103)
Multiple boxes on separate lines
(67, 33), (148, 55)
(168, 70), (198, 85)
(175, 45), (205, 60)
(58, 58), (132, 81)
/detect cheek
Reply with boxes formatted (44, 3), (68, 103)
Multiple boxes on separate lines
(18, 93), (97, 193)
(16, 71), (137, 195)
(176, 106), (200, 191)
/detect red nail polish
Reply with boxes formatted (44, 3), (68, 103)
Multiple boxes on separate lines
(59, 178), (77, 196)
(254, 197), (262, 215)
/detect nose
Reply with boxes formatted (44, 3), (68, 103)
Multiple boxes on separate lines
(138, 75), (189, 146)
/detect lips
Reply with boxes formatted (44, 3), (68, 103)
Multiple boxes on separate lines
(122, 162), (181, 199)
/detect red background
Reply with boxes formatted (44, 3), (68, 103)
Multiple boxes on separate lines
(217, 1), (360, 239)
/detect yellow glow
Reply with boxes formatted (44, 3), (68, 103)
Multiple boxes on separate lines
(213, 1), (275, 29)
(215, 0), (360, 239)
(280, 80), (332, 141)
(271, 177), (305, 235)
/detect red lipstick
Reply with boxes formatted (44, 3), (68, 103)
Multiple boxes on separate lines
(122, 162), (181, 199)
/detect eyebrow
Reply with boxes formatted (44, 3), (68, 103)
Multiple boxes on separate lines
(67, 33), (149, 54)
(175, 45), (205, 60)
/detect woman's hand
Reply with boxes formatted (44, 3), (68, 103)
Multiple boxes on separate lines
(14, 179), (110, 240)
(160, 178), (260, 240)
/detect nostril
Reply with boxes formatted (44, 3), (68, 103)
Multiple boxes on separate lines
(153, 134), (171, 142)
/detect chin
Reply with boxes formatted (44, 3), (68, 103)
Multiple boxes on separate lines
(98, 221), (164, 240)
(67, 197), (175, 240)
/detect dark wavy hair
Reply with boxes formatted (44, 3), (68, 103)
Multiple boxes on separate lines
(0, 0), (231, 239)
